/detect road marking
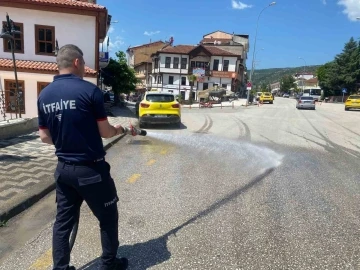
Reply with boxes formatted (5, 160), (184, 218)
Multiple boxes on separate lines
(146, 159), (156, 166)
(29, 248), (52, 269)
(160, 148), (168, 155)
(127, 174), (141, 184)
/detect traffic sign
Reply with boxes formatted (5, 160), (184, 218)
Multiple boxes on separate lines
(247, 81), (252, 91)
(342, 88), (347, 93)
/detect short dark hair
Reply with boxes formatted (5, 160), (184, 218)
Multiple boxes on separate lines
(56, 44), (84, 70)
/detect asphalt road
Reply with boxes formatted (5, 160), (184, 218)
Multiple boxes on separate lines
(1, 98), (360, 270)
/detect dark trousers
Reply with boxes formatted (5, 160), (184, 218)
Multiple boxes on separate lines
(52, 160), (119, 270)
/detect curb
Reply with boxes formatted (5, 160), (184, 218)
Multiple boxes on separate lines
(0, 133), (126, 224)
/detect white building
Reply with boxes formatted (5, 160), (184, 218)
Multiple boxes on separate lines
(293, 72), (315, 90)
(0, 0), (110, 119)
(150, 44), (245, 100)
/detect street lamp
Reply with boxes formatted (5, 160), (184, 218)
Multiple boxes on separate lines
(0, 13), (22, 118)
(252, 48), (264, 83)
(298, 57), (307, 94)
(247, 2), (276, 105)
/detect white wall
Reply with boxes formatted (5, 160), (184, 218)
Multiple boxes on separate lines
(0, 7), (96, 69)
(296, 74), (314, 80)
(162, 74), (190, 88)
(0, 71), (97, 118)
(152, 53), (189, 74)
(210, 56), (237, 72)
(196, 78), (232, 91)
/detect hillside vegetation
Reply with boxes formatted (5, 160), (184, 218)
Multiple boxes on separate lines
(251, 65), (320, 86)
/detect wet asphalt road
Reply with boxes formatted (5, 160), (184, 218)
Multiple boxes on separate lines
(1, 98), (360, 270)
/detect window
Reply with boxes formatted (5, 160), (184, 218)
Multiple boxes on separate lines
(203, 83), (208, 90)
(35, 25), (55, 55)
(37, 82), (50, 96)
(173, 57), (179, 69)
(223, 60), (229, 71)
(196, 62), (207, 68)
(146, 94), (175, 102)
(180, 91), (185, 100)
(213, 59), (219, 71)
(222, 84), (228, 89)
(154, 58), (159, 68)
(181, 77), (186, 85)
(181, 58), (187, 69)
(165, 57), (171, 68)
(157, 75), (162, 84)
(2, 22), (24, 54)
(168, 76), (174, 85)
(191, 61), (195, 68)
(4, 80), (25, 113)
(213, 83), (219, 87)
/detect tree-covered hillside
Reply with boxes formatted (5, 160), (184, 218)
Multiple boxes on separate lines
(251, 65), (321, 86)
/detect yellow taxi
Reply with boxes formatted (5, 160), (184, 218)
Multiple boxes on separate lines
(345, 95), (360, 111)
(259, 92), (274, 104)
(139, 92), (181, 128)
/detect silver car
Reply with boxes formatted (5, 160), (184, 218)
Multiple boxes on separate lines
(296, 96), (316, 110)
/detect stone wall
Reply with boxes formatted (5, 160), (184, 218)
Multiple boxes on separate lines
(0, 117), (38, 140)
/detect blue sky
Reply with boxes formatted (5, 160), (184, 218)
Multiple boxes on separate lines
(98, 0), (360, 69)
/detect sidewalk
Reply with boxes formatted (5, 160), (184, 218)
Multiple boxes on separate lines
(181, 98), (250, 109)
(0, 106), (138, 224)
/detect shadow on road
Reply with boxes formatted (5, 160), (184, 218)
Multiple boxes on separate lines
(79, 167), (275, 270)
(143, 123), (188, 131)
(0, 154), (37, 162)
(0, 134), (39, 148)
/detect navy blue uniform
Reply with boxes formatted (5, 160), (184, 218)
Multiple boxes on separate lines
(38, 74), (119, 270)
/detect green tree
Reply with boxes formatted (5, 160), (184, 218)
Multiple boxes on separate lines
(335, 37), (360, 94)
(260, 82), (268, 91)
(317, 61), (341, 97)
(317, 37), (360, 97)
(280, 75), (295, 92)
(102, 51), (139, 102)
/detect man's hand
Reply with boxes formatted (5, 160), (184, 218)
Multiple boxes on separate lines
(114, 124), (126, 136)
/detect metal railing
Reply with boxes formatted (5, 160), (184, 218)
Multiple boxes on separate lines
(0, 88), (24, 122)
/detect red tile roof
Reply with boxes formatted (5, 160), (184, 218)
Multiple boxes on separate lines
(157, 45), (240, 57)
(306, 78), (318, 83)
(160, 45), (195, 54)
(0, 58), (97, 77)
(203, 46), (239, 56)
(18, 0), (105, 10)
(127, 41), (165, 50)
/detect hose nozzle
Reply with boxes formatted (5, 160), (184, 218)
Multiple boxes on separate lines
(124, 125), (147, 136)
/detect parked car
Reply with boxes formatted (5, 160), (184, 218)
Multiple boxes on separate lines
(296, 96), (316, 110)
(138, 92), (181, 128)
(344, 95), (360, 111)
(283, 93), (290, 98)
(259, 92), (274, 104)
(135, 94), (144, 116)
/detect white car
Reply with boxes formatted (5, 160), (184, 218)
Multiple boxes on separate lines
(296, 96), (316, 110)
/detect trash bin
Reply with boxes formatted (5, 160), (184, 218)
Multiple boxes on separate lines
(324, 97), (329, 103)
